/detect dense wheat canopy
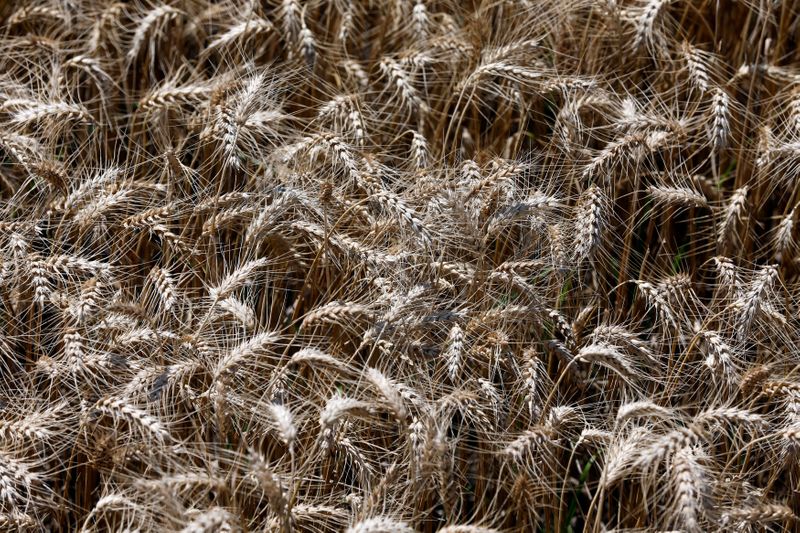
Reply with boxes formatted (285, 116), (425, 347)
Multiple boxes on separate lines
(1, 0), (800, 531)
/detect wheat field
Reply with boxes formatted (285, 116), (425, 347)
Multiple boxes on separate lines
(0, 0), (799, 531)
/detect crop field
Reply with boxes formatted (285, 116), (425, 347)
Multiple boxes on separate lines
(0, 1), (799, 531)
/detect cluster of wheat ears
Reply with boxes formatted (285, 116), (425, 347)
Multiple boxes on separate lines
(1, 0), (800, 531)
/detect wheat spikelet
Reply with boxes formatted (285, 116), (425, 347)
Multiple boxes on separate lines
(591, 325), (654, 362)
(722, 504), (797, 526)
(80, 493), (138, 531)
(576, 427), (612, 447)
(616, 400), (672, 425)
(410, 129), (429, 169)
(63, 329), (86, 373)
(29, 257), (52, 304)
(444, 323), (464, 382)
(139, 84), (215, 113)
(0, 404), (63, 444)
(697, 329), (738, 386)
(338, 6), (354, 42)
(298, 16), (316, 66)
(438, 526), (501, 533)
(600, 428), (649, 488)
(44, 255), (110, 276)
(633, 0), (669, 50)
(0, 451), (43, 509)
(368, 188), (431, 242)
(265, 402), (297, 449)
(301, 302), (371, 329)
(9, 100), (92, 127)
(365, 367), (409, 423)
(694, 408), (765, 431)
(208, 258), (269, 300)
(90, 397), (170, 442)
(648, 185), (708, 208)
(53, 166), (121, 212)
(576, 342), (642, 382)
(574, 185), (606, 264)
(711, 255), (741, 298)
(180, 507), (238, 533)
(346, 517), (415, 533)
(581, 133), (645, 181)
(148, 266), (176, 311)
(8, 5), (69, 27)
(669, 446), (709, 533)
(342, 59), (369, 89)
(682, 42), (711, 92)
(61, 55), (112, 85)
(632, 280), (678, 329)
(207, 18), (274, 54)
(248, 451), (289, 528)
(772, 206), (797, 261)
(0, 512), (38, 530)
(288, 347), (349, 374)
(214, 331), (281, 379)
(0, 132), (41, 167)
(318, 95), (367, 146)
(735, 264), (778, 335)
(710, 87), (730, 151)
(633, 426), (704, 472)
(379, 58), (427, 113)
(127, 5), (180, 64)
(319, 396), (374, 444)
(522, 350), (548, 419)
(412, 0), (429, 39)
(279, 0), (302, 37)
(717, 186), (749, 246)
